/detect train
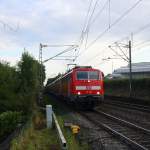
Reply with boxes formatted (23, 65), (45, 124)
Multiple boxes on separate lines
(46, 66), (104, 109)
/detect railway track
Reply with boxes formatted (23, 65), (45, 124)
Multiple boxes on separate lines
(102, 100), (150, 113)
(80, 110), (150, 150)
(97, 103), (150, 130)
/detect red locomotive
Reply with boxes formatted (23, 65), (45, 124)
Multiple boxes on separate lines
(47, 66), (104, 109)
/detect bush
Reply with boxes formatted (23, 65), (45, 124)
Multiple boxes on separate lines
(0, 52), (46, 140)
(104, 78), (150, 100)
(0, 111), (23, 141)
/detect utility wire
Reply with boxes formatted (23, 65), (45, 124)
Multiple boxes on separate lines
(77, 0), (144, 67)
(86, 0), (100, 30)
(43, 46), (78, 63)
(115, 22), (150, 44)
(89, 0), (109, 27)
(76, 0), (108, 59)
(82, 0), (100, 50)
(108, 0), (111, 28)
(82, 20), (150, 66)
(81, 47), (107, 65)
(87, 0), (143, 49)
(75, 0), (94, 61)
(79, 0), (94, 47)
(76, 0), (143, 60)
(134, 41), (150, 49)
(0, 20), (19, 32)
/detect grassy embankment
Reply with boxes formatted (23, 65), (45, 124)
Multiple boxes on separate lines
(105, 78), (150, 102)
(10, 104), (60, 150)
(10, 94), (89, 150)
(43, 94), (90, 150)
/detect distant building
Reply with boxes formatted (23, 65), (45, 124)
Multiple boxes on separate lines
(112, 62), (150, 78)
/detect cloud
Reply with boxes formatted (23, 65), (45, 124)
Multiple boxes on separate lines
(0, 0), (150, 78)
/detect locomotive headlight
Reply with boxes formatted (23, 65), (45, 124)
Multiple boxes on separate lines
(77, 92), (81, 95)
(97, 91), (100, 95)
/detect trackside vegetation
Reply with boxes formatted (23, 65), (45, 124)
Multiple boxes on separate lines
(43, 94), (90, 150)
(0, 111), (22, 142)
(0, 52), (45, 142)
(10, 107), (60, 150)
(105, 78), (150, 101)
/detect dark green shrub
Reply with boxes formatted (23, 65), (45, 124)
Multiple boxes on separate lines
(104, 78), (150, 100)
(0, 111), (23, 141)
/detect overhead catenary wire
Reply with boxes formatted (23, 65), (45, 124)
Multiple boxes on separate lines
(108, 0), (111, 28)
(81, 47), (107, 65)
(134, 42), (150, 50)
(81, 0), (101, 51)
(76, 0), (143, 60)
(0, 20), (19, 32)
(87, 0), (143, 49)
(78, 0), (94, 47)
(115, 22), (150, 44)
(74, 0), (94, 61)
(81, 20), (150, 67)
(84, 0), (100, 43)
(43, 45), (78, 63)
(75, 0), (109, 60)
(87, 0), (110, 28)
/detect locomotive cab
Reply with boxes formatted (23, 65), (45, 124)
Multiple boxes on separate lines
(47, 66), (104, 109)
(70, 67), (104, 108)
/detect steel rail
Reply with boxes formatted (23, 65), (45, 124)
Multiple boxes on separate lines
(81, 112), (150, 150)
(103, 100), (150, 113)
(95, 110), (150, 135)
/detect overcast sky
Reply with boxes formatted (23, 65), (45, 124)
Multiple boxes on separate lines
(0, 0), (150, 79)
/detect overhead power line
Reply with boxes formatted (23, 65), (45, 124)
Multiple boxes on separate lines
(84, 0), (100, 50)
(90, 0), (109, 26)
(43, 45), (78, 63)
(76, 0), (143, 60)
(115, 22), (150, 44)
(81, 47), (107, 65)
(0, 20), (19, 32)
(87, 0), (143, 49)
(76, 0), (108, 60)
(82, 20), (150, 66)
(79, 0), (94, 47)
(75, 0), (94, 61)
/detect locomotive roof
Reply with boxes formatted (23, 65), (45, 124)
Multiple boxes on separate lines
(72, 66), (100, 72)
(73, 66), (92, 69)
(47, 66), (102, 87)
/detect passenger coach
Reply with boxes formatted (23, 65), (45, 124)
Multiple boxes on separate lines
(47, 66), (104, 109)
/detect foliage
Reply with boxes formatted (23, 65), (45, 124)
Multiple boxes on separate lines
(0, 52), (45, 113)
(105, 78), (150, 100)
(43, 94), (90, 150)
(0, 62), (20, 113)
(0, 51), (46, 140)
(46, 73), (61, 86)
(0, 111), (22, 141)
(17, 52), (45, 94)
(11, 109), (60, 150)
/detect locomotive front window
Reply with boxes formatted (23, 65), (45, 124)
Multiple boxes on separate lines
(77, 71), (88, 80)
(89, 71), (99, 80)
(76, 71), (99, 80)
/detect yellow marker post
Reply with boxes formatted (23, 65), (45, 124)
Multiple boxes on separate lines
(71, 125), (80, 134)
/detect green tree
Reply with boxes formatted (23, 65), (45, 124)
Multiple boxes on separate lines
(18, 52), (45, 94)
